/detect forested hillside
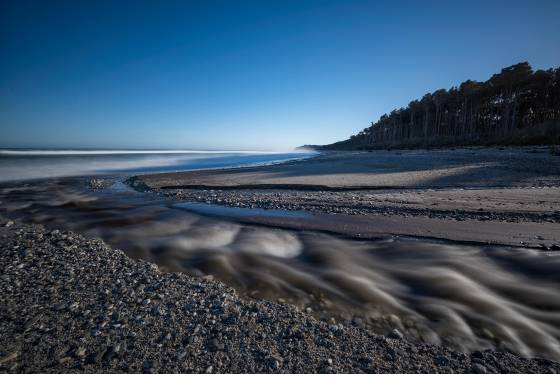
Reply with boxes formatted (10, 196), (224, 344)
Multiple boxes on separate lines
(319, 62), (560, 149)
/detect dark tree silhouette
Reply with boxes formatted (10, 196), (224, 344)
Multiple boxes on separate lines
(319, 62), (560, 150)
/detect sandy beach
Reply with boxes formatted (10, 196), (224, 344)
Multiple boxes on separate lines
(135, 146), (560, 248)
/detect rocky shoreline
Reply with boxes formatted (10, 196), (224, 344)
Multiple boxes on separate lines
(132, 148), (560, 226)
(2, 217), (559, 373)
(130, 148), (560, 248)
(150, 186), (560, 224)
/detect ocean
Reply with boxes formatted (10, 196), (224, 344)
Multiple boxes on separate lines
(0, 149), (316, 182)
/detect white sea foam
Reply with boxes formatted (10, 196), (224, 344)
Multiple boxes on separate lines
(0, 149), (291, 156)
(0, 150), (315, 182)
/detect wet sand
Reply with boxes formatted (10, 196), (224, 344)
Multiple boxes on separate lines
(135, 146), (560, 248)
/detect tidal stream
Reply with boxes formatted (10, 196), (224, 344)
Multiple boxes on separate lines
(1, 178), (559, 361)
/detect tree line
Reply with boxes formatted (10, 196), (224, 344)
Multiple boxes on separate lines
(318, 62), (560, 150)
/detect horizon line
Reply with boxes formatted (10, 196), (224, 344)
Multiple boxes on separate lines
(0, 149), (312, 156)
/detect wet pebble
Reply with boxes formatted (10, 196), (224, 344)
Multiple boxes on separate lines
(472, 363), (487, 374)
(435, 354), (450, 366)
(207, 338), (224, 352)
(388, 328), (403, 340)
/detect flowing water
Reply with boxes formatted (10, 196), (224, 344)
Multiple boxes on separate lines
(1, 150), (559, 361)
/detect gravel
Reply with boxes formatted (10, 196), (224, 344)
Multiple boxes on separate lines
(1, 217), (559, 373)
(88, 178), (113, 191)
(152, 187), (560, 224)
(132, 147), (560, 225)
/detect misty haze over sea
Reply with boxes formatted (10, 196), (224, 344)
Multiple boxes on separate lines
(0, 149), (315, 182)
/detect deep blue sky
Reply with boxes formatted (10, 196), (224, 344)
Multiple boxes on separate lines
(1, 0), (559, 150)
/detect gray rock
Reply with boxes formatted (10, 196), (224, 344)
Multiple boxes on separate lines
(102, 346), (116, 363)
(75, 347), (86, 357)
(270, 359), (280, 370)
(176, 350), (187, 360)
(435, 354), (449, 366)
(88, 179), (111, 191)
(472, 363), (487, 374)
(207, 338), (224, 352)
(388, 328), (404, 340)
(471, 350), (484, 359)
